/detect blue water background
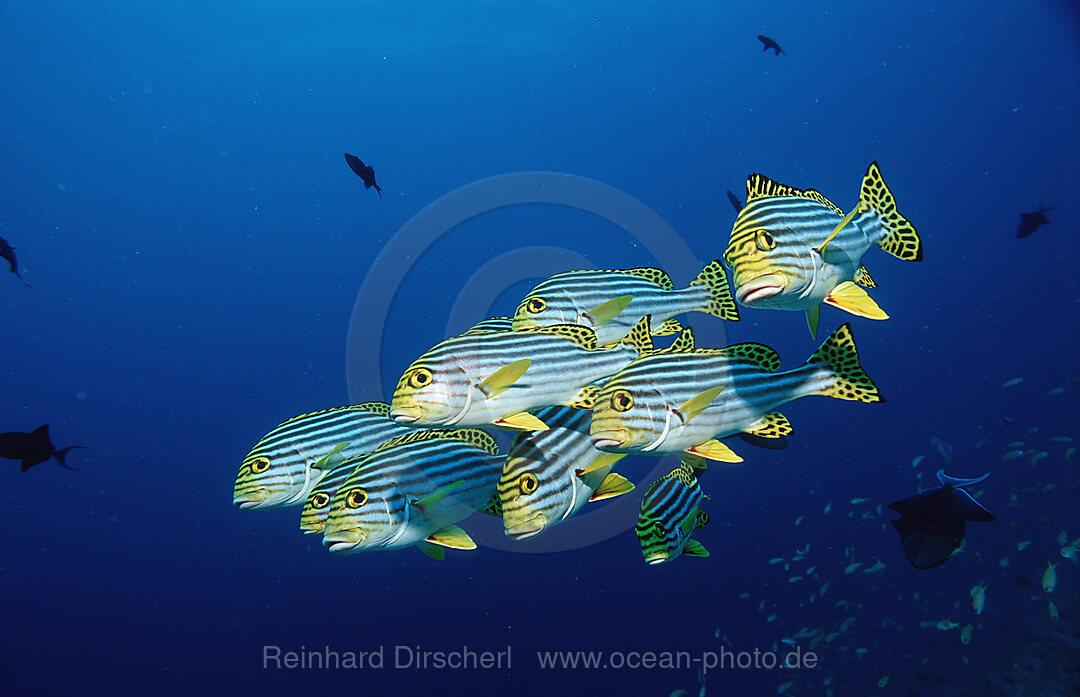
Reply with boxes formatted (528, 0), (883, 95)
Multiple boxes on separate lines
(2, 1), (1078, 695)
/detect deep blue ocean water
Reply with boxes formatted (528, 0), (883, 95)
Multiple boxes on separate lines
(2, 2), (1078, 695)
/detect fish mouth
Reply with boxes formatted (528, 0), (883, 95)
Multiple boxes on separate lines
(736, 275), (786, 306)
(390, 404), (423, 424)
(505, 514), (549, 540)
(645, 552), (671, 565)
(299, 522), (325, 535)
(233, 489), (270, 509)
(322, 529), (364, 554)
(591, 430), (628, 450)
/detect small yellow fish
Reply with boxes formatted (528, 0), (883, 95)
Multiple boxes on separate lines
(1046, 387), (1067, 396)
(1049, 436), (1074, 443)
(975, 438), (988, 448)
(1066, 447), (1077, 460)
(1048, 599), (1059, 622)
(1017, 540), (1032, 551)
(824, 501), (833, 514)
(960, 624), (973, 644)
(1042, 562), (1058, 592)
(911, 454), (925, 467)
(1003, 449), (1024, 461)
(844, 562), (863, 574)
(1002, 377), (1023, 388)
(1057, 530), (1070, 545)
(850, 497), (868, 504)
(936, 619), (959, 630)
(878, 676), (890, 688)
(768, 557), (786, 564)
(839, 617), (857, 632)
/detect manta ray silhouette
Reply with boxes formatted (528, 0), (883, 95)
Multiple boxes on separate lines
(888, 469), (995, 569)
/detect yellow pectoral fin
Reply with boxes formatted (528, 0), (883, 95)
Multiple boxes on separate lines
(478, 359), (532, 399)
(687, 439), (743, 463)
(824, 281), (889, 320)
(676, 386), (725, 424)
(412, 480), (464, 515)
(816, 203), (864, 258)
(494, 411), (549, 431)
(579, 450), (627, 476)
(312, 441), (352, 470)
(425, 525), (477, 550)
(417, 542), (446, 560)
(589, 472), (635, 501)
(585, 295), (633, 326)
(805, 304), (821, 339)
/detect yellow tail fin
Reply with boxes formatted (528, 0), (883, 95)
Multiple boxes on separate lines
(690, 260), (740, 321)
(860, 161), (922, 261)
(807, 323), (885, 403)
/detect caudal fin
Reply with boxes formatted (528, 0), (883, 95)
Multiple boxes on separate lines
(807, 323), (885, 403)
(860, 162), (922, 262)
(53, 446), (85, 470)
(689, 260), (740, 321)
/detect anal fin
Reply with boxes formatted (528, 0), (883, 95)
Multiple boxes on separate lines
(686, 439), (743, 463)
(494, 412), (549, 431)
(589, 472), (635, 501)
(426, 524), (477, 550)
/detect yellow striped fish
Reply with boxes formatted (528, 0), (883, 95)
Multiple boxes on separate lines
(322, 429), (502, 558)
(499, 406), (634, 540)
(511, 261), (738, 346)
(390, 316), (664, 431)
(724, 162), (921, 336)
(233, 402), (413, 510)
(636, 462), (710, 564)
(590, 323), (883, 462)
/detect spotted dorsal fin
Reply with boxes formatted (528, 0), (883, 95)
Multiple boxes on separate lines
(521, 323), (598, 350)
(854, 265), (877, 288)
(375, 428), (498, 455)
(620, 267), (673, 290)
(565, 384), (601, 410)
(746, 173), (843, 215)
(721, 342), (781, 372)
(350, 401), (391, 416)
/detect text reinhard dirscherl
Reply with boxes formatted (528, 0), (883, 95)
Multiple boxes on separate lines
(263, 645), (511, 670)
(262, 645), (820, 673)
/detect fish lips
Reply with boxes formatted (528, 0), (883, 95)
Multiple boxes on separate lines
(505, 513), (549, 540)
(591, 429), (628, 451)
(322, 529), (365, 554)
(645, 551), (671, 565)
(233, 489), (271, 509)
(735, 275), (786, 306)
(390, 404), (423, 424)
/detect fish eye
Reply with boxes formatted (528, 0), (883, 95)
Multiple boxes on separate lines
(408, 368), (433, 389)
(612, 389), (634, 412)
(249, 457), (271, 474)
(755, 230), (776, 251)
(525, 297), (547, 314)
(519, 473), (539, 495)
(312, 492), (330, 508)
(345, 489), (368, 509)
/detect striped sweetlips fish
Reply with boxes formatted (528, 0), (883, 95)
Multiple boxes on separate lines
(724, 161), (921, 336)
(391, 315), (677, 432)
(636, 461), (710, 565)
(590, 323), (883, 463)
(234, 402), (413, 510)
(499, 406), (634, 540)
(511, 260), (739, 346)
(322, 429), (503, 559)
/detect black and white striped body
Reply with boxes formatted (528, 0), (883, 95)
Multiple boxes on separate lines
(591, 353), (831, 455)
(233, 403), (413, 510)
(322, 433), (501, 554)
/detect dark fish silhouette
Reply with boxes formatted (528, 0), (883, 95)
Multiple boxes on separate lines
(888, 469), (995, 569)
(0, 425), (83, 472)
(726, 190), (743, 213)
(758, 35), (784, 55)
(1016, 205), (1053, 238)
(0, 235), (30, 287)
(344, 153), (382, 199)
